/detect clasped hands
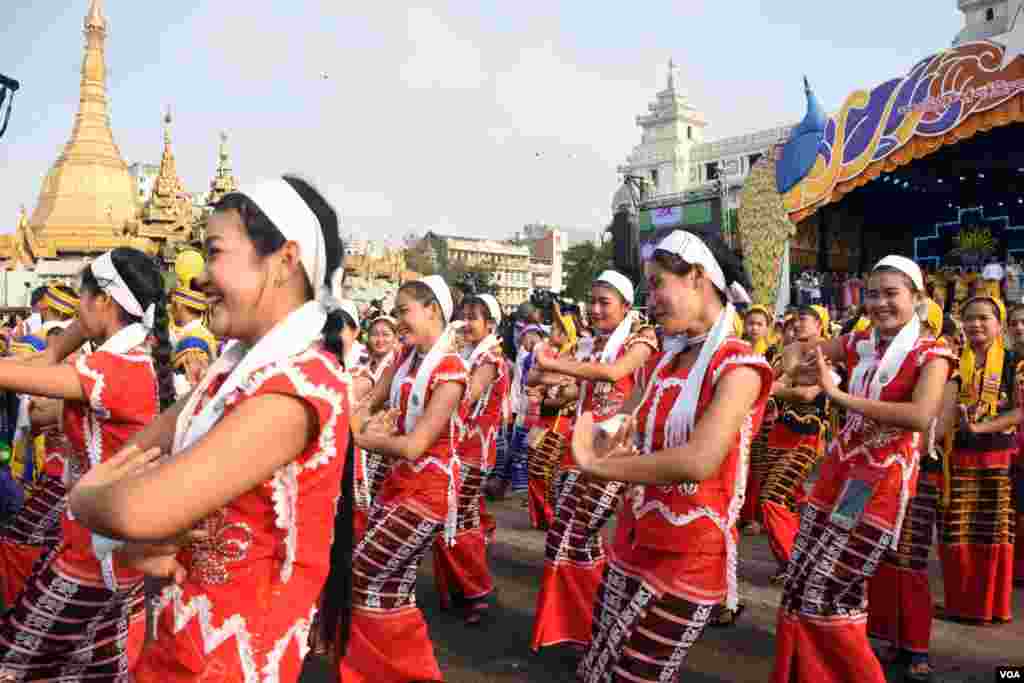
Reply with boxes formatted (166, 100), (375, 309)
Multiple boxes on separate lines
(70, 444), (206, 583)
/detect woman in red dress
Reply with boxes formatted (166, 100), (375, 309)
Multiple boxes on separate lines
(352, 314), (399, 540)
(0, 248), (171, 681)
(433, 293), (509, 625)
(772, 256), (954, 683)
(529, 270), (658, 652)
(571, 230), (773, 681)
(68, 176), (353, 681)
(525, 306), (578, 531)
(340, 275), (467, 682)
(0, 287), (80, 608)
(866, 297), (958, 682)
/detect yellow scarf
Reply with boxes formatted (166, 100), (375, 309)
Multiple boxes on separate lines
(745, 305), (773, 355)
(959, 296), (1007, 421)
(809, 305), (831, 339)
(553, 305), (577, 355)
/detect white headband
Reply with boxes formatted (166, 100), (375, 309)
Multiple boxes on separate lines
(90, 251), (155, 330)
(595, 270), (635, 305)
(653, 230), (751, 304)
(419, 275), (453, 322)
(238, 178), (329, 301)
(473, 293), (502, 324)
(873, 255), (924, 291)
(339, 299), (360, 328)
(370, 315), (398, 328)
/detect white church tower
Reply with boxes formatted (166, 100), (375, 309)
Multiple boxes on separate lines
(955, 0), (1023, 44)
(617, 59), (707, 197)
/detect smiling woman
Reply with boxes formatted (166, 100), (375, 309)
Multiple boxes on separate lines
(66, 175), (355, 682)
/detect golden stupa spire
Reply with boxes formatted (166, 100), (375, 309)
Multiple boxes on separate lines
(144, 105), (191, 227)
(26, 0), (141, 253)
(207, 130), (238, 206)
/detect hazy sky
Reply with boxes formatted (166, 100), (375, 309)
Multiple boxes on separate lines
(0, 1), (962, 241)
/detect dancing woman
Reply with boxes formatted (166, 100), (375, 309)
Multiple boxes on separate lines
(571, 230), (773, 682)
(433, 293), (509, 625)
(772, 256), (954, 683)
(524, 306), (578, 530)
(529, 270), (657, 652)
(741, 304), (780, 533)
(761, 305), (837, 576)
(68, 176), (353, 681)
(0, 248), (172, 681)
(867, 296), (959, 681)
(351, 314), (399, 537)
(340, 276), (467, 682)
(0, 286), (81, 607)
(937, 295), (1018, 625)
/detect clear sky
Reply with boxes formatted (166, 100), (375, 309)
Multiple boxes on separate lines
(0, 1), (962, 242)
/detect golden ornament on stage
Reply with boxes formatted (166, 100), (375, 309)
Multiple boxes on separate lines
(737, 145), (796, 306)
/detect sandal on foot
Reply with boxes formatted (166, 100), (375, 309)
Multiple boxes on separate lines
(707, 603), (745, 628)
(905, 656), (933, 682)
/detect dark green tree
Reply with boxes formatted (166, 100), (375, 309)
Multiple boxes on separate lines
(563, 239), (613, 302)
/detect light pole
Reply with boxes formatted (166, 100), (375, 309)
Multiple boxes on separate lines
(0, 73), (19, 140)
(715, 165), (733, 248)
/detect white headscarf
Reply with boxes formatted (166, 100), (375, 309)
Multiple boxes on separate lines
(90, 251), (155, 330)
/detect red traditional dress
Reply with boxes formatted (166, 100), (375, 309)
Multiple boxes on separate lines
(340, 341), (467, 683)
(773, 328), (954, 683)
(530, 322), (658, 652)
(433, 336), (508, 611)
(760, 377), (835, 567)
(579, 331), (773, 682)
(741, 346), (779, 528)
(937, 344), (1018, 623)
(137, 308), (351, 682)
(0, 329), (158, 681)
(0, 393), (75, 607)
(525, 384), (574, 531)
(351, 348), (396, 541)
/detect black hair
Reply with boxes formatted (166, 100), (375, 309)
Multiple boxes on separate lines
(215, 175), (353, 658)
(651, 229), (753, 305)
(340, 311), (359, 332)
(397, 280), (446, 322)
(462, 295), (496, 323)
(941, 314), (959, 339)
(30, 286), (46, 307)
(80, 248), (175, 411)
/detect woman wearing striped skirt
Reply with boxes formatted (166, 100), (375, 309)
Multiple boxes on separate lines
(865, 298), (955, 681)
(433, 294), (509, 625)
(760, 305), (835, 578)
(525, 306), (578, 530)
(572, 230), (773, 682)
(0, 248), (170, 680)
(773, 256), (954, 683)
(528, 270), (657, 652)
(740, 305), (782, 533)
(939, 295), (1018, 625)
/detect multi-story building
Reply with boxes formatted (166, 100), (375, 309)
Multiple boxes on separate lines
(422, 232), (531, 309)
(616, 60), (794, 231)
(517, 224), (566, 294)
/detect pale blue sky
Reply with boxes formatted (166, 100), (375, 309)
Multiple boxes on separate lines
(0, 1), (962, 241)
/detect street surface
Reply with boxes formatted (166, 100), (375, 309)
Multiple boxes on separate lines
(301, 496), (1024, 682)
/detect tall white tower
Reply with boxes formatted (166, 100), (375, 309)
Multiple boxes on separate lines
(955, 0), (1023, 44)
(617, 59), (707, 198)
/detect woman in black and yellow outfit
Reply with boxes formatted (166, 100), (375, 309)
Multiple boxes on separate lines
(939, 295), (1017, 625)
(760, 305), (838, 580)
(740, 305), (781, 533)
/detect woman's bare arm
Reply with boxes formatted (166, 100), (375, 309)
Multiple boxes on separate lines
(355, 381), (464, 461)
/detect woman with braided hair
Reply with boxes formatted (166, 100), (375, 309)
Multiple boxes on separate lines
(0, 247), (172, 680)
(524, 304), (578, 531)
(67, 176), (354, 681)
(433, 293), (509, 626)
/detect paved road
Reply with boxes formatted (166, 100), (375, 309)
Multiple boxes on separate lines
(301, 496), (1024, 682)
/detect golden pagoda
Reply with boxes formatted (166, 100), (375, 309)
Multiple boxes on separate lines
(207, 131), (238, 207)
(0, 0), (181, 265)
(141, 106), (194, 237)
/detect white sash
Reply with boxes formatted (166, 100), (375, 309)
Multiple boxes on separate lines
(173, 302), (327, 454)
(848, 315), (921, 401)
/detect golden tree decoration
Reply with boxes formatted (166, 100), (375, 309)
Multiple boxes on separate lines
(737, 145), (796, 305)
(950, 226), (995, 266)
